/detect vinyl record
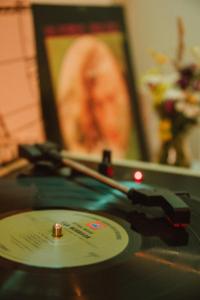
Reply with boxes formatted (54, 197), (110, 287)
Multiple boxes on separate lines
(0, 176), (200, 300)
(0, 209), (141, 268)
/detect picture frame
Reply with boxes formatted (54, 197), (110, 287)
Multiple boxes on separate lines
(32, 3), (148, 160)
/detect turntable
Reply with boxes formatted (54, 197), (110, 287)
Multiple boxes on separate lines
(1, 143), (200, 300)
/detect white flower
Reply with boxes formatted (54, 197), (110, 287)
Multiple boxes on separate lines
(175, 101), (200, 118)
(143, 71), (178, 85)
(165, 88), (185, 100)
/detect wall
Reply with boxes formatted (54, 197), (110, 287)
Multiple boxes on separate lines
(125, 0), (200, 164)
(125, 0), (200, 79)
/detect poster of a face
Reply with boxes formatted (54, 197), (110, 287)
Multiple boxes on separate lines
(33, 5), (147, 160)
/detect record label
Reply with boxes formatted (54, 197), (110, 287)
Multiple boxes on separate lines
(0, 210), (129, 268)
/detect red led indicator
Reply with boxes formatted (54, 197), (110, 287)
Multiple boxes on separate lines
(166, 216), (188, 228)
(173, 223), (188, 229)
(133, 170), (144, 183)
(106, 166), (114, 178)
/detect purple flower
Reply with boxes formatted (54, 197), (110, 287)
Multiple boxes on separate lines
(180, 64), (196, 78)
(177, 64), (197, 89)
(163, 99), (175, 114)
(177, 77), (190, 89)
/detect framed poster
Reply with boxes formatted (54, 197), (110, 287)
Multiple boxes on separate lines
(32, 4), (148, 160)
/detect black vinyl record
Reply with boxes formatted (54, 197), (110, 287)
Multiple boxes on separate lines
(1, 176), (200, 300)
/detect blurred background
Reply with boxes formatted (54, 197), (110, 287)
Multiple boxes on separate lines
(0, 0), (200, 170)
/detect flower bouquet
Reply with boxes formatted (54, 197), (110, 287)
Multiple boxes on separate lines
(142, 18), (200, 167)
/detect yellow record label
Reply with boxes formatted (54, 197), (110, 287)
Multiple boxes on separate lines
(0, 210), (129, 268)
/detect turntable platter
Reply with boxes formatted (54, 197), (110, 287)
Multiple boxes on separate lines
(1, 175), (200, 299)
